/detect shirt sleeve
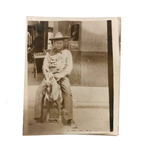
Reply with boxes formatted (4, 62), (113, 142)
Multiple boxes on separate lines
(61, 50), (73, 76)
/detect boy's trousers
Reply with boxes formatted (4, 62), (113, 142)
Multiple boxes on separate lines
(34, 77), (73, 120)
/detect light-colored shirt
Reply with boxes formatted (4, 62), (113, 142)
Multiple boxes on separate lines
(42, 49), (73, 77)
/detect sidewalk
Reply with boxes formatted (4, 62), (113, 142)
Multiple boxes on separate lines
(28, 106), (109, 135)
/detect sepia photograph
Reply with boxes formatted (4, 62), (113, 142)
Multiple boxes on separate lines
(23, 17), (121, 135)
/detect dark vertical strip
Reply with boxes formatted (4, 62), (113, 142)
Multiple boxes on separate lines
(107, 20), (114, 132)
(44, 22), (48, 49)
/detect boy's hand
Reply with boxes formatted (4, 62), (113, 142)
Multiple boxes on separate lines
(45, 80), (51, 86)
(45, 80), (50, 86)
(54, 73), (65, 81)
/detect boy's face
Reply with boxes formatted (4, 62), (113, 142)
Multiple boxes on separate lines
(54, 40), (64, 51)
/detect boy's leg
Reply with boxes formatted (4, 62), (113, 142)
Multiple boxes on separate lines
(60, 77), (73, 120)
(60, 77), (77, 128)
(34, 79), (47, 119)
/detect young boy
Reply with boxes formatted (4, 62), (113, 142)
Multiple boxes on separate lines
(34, 32), (77, 128)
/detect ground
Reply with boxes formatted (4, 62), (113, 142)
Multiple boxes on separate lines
(28, 106), (109, 135)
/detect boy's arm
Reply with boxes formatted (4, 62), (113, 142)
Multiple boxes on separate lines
(54, 51), (73, 80)
(60, 50), (73, 76)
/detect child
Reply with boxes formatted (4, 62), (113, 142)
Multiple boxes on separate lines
(34, 32), (77, 128)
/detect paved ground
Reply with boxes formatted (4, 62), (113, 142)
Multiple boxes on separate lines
(28, 107), (109, 135)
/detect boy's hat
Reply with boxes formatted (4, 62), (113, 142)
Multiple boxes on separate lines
(49, 32), (69, 41)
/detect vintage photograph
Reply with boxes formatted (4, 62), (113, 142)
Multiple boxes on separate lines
(23, 17), (121, 135)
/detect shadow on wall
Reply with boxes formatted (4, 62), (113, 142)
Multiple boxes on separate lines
(69, 51), (108, 87)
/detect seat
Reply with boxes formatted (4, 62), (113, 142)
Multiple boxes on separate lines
(41, 80), (64, 123)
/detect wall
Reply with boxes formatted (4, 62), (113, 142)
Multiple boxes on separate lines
(28, 21), (39, 26)
(69, 51), (108, 87)
(48, 21), (54, 28)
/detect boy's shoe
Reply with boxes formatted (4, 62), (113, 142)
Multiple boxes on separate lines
(35, 117), (43, 123)
(29, 117), (43, 125)
(29, 119), (36, 125)
(68, 119), (77, 128)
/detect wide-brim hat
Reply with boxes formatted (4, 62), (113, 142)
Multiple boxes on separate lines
(49, 32), (69, 41)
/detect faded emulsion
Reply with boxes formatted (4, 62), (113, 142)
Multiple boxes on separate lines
(24, 17), (120, 135)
